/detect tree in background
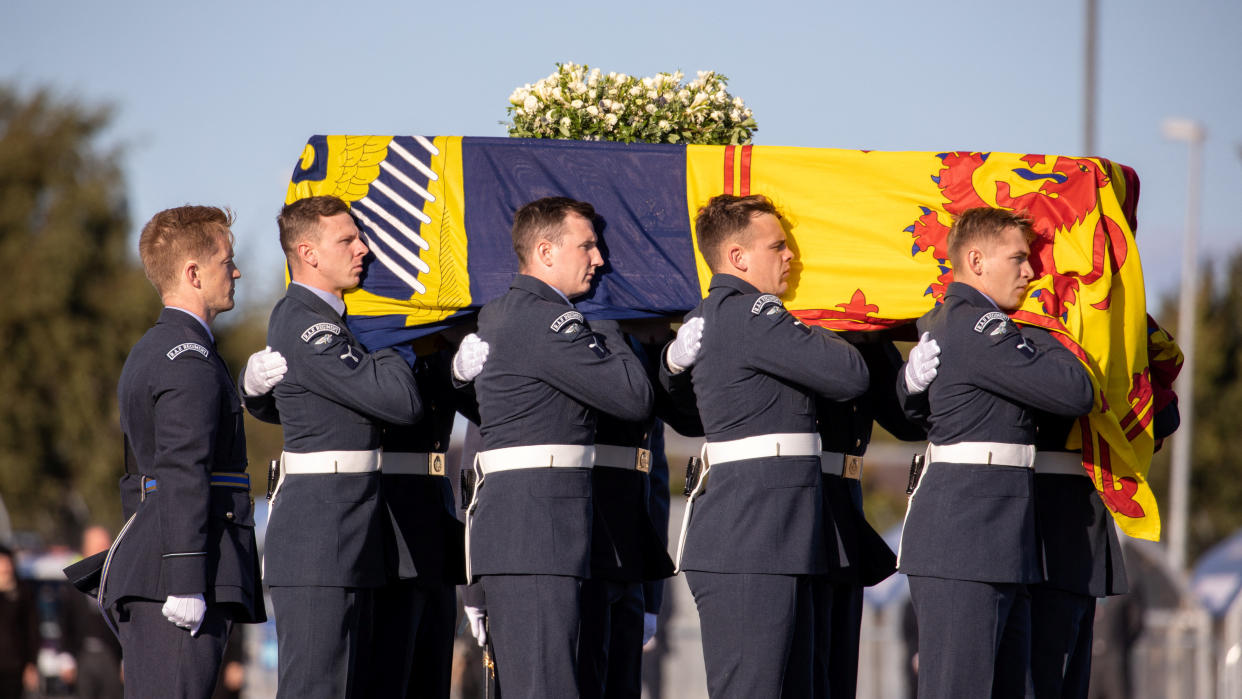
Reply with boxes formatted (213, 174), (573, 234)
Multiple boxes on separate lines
(0, 86), (157, 541)
(1147, 250), (1242, 562)
(0, 86), (282, 546)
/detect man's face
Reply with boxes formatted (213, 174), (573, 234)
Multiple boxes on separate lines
(200, 235), (240, 317)
(738, 213), (793, 295)
(313, 212), (369, 294)
(977, 225), (1034, 312)
(547, 212), (603, 298)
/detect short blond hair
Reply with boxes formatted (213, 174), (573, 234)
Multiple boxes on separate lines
(138, 206), (234, 296)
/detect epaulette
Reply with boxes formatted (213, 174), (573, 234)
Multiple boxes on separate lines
(166, 342), (210, 360)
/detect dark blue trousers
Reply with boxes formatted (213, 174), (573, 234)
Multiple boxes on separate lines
(115, 598), (232, 699)
(270, 585), (372, 699)
(578, 578), (645, 699)
(907, 576), (1031, 699)
(482, 574), (582, 699)
(812, 577), (864, 699)
(1029, 586), (1096, 699)
(686, 571), (813, 699)
(368, 579), (455, 699)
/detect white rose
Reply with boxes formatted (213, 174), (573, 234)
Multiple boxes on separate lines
(641, 77), (654, 88)
(645, 104), (657, 114)
(561, 116), (572, 127)
(730, 109), (741, 121)
(713, 91), (727, 104)
(629, 85), (642, 97)
(608, 88), (619, 97)
(733, 97), (745, 108)
(711, 110), (723, 120)
(551, 86), (564, 102)
(677, 89), (690, 102)
(546, 110), (556, 121)
(646, 90), (658, 100)
(524, 95), (538, 111)
(692, 93), (708, 107)
(571, 99), (584, 109)
(600, 99), (612, 109)
(611, 101), (625, 112)
(588, 89), (598, 100)
(658, 119), (670, 130)
(587, 105), (600, 116)
(605, 113), (619, 126)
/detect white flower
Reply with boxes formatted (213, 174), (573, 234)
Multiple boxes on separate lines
(730, 109), (741, 121)
(646, 90), (658, 100)
(711, 110), (723, 120)
(641, 77), (654, 88)
(587, 105), (600, 116)
(732, 97), (745, 108)
(712, 91), (727, 104)
(629, 85), (642, 97)
(551, 86), (564, 102)
(658, 119), (670, 130)
(571, 99), (584, 109)
(561, 117), (572, 127)
(604, 113), (619, 126)
(611, 101), (625, 112)
(677, 89), (691, 102)
(545, 110), (556, 121)
(588, 89), (598, 100)
(523, 95), (538, 111)
(645, 103), (657, 114)
(608, 88), (619, 97)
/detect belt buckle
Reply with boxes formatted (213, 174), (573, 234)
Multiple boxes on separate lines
(844, 455), (863, 480)
(428, 452), (446, 477)
(635, 448), (651, 473)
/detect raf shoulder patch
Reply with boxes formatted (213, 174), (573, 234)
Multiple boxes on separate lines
(166, 342), (210, 360)
(300, 322), (341, 344)
(973, 311), (1010, 336)
(751, 294), (784, 316)
(550, 310), (585, 335)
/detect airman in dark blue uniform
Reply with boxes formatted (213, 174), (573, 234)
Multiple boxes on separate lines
(1028, 317), (1182, 699)
(896, 208), (1094, 698)
(245, 196), (422, 699)
(578, 326), (698, 699)
(108, 206), (264, 699)
(370, 342), (474, 699)
(467, 198), (653, 698)
(662, 194), (869, 699)
(813, 335), (926, 699)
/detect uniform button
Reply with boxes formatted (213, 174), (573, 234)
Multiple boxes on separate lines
(855, 439), (862, 448)
(225, 512), (235, 521)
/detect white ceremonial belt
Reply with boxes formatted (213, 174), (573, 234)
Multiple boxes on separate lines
(926, 442), (1035, 469)
(383, 452), (447, 476)
(1034, 451), (1088, 477)
(477, 444), (595, 475)
(704, 433), (822, 466)
(594, 444), (652, 472)
(281, 449), (381, 474)
(821, 451), (864, 480)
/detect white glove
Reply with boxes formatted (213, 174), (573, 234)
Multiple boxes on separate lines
(904, 332), (941, 394)
(642, 612), (658, 646)
(665, 317), (705, 374)
(161, 593), (206, 636)
(464, 605), (487, 647)
(243, 346), (287, 396)
(452, 334), (489, 383)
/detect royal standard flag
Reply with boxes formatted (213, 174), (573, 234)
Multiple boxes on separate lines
(286, 135), (1166, 541)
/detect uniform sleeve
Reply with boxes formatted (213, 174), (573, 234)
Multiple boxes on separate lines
(745, 305), (870, 401)
(151, 355), (219, 595)
(862, 341), (927, 441)
(895, 363), (932, 428)
(291, 332), (423, 426)
(535, 319), (654, 423)
(239, 372), (281, 424)
(968, 322), (1095, 417)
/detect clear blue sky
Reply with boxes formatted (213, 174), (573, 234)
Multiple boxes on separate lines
(6, 0), (1240, 313)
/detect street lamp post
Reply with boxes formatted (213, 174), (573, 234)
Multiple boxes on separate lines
(1161, 117), (1205, 574)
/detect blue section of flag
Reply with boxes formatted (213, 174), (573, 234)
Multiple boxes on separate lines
(353, 136), (436, 301)
(460, 137), (700, 320)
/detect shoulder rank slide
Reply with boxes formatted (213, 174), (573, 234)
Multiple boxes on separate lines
(166, 342), (209, 360)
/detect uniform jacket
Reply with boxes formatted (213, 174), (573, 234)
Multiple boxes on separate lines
(249, 283), (421, 587)
(818, 339), (926, 586)
(469, 275), (653, 578)
(897, 282), (1094, 583)
(379, 347), (473, 585)
(665, 274), (869, 575)
(110, 308), (264, 622)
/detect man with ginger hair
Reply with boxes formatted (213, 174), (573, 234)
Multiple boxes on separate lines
(109, 205), (265, 699)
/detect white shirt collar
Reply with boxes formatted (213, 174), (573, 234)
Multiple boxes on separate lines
(292, 281), (347, 317)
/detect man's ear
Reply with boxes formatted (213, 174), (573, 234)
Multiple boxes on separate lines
(726, 242), (747, 273)
(966, 246), (985, 276)
(297, 241), (317, 269)
(535, 239), (555, 267)
(183, 259), (202, 289)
